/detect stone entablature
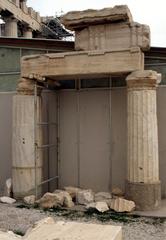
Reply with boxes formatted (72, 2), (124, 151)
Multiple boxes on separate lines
(61, 5), (133, 29)
(0, 0), (41, 36)
(62, 5), (150, 52)
(75, 22), (150, 51)
(20, 48), (144, 85)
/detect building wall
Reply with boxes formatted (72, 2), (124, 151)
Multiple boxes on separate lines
(56, 86), (166, 197)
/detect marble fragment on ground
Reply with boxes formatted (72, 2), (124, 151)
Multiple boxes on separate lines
(24, 195), (36, 205)
(86, 201), (109, 212)
(0, 196), (16, 204)
(76, 189), (95, 205)
(24, 217), (122, 240)
(109, 198), (135, 212)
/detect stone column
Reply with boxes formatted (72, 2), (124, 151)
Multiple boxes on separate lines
(12, 78), (43, 199)
(23, 27), (33, 38)
(13, 0), (20, 7)
(20, 0), (28, 13)
(126, 70), (161, 210)
(5, 17), (18, 37)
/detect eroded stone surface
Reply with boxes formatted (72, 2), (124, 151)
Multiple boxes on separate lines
(86, 201), (109, 213)
(0, 231), (21, 239)
(61, 5), (133, 30)
(37, 192), (64, 209)
(112, 188), (124, 197)
(54, 190), (74, 208)
(109, 198), (135, 212)
(75, 22), (150, 51)
(0, 196), (16, 204)
(76, 189), (94, 205)
(95, 192), (112, 203)
(24, 217), (122, 240)
(64, 186), (81, 199)
(24, 195), (36, 205)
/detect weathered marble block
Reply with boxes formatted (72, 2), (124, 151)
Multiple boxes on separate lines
(61, 5), (133, 29)
(75, 22), (150, 51)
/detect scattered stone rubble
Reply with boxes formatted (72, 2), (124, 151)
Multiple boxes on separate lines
(95, 192), (112, 203)
(112, 187), (124, 197)
(0, 183), (135, 213)
(53, 190), (75, 208)
(86, 201), (109, 213)
(32, 186), (135, 213)
(64, 186), (81, 199)
(108, 198), (136, 213)
(76, 189), (95, 205)
(36, 192), (64, 209)
(24, 195), (36, 205)
(0, 196), (16, 204)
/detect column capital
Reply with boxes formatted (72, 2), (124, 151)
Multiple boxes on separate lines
(4, 16), (18, 23)
(17, 78), (41, 95)
(126, 70), (161, 89)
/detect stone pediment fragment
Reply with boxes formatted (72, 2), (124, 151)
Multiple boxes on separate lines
(61, 5), (133, 30)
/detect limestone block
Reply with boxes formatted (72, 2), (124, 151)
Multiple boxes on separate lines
(0, 196), (16, 204)
(0, 231), (20, 239)
(24, 195), (36, 205)
(75, 22), (150, 51)
(111, 187), (124, 197)
(64, 186), (81, 199)
(21, 48), (144, 79)
(54, 190), (74, 208)
(37, 192), (64, 209)
(76, 189), (94, 205)
(61, 5), (133, 30)
(86, 201), (109, 213)
(95, 192), (112, 203)
(109, 198), (135, 212)
(24, 218), (122, 240)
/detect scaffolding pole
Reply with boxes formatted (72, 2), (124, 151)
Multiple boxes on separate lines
(34, 82), (59, 199)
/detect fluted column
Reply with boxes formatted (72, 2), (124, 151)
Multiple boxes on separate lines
(5, 17), (18, 37)
(23, 27), (33, 38)
(12, 78), (43, 199)
(126, 70), (161, 210)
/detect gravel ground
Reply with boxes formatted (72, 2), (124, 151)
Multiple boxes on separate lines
(0, 203), (166, 239)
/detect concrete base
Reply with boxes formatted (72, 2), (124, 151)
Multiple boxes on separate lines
(125, 180), (161, 211)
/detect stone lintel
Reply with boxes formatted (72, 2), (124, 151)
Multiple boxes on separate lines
(61, 5), (133, 30)
(21, 48), (144, 80)
(126, 70), (161, 89)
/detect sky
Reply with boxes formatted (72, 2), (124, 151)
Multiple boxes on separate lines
(27, 0), (166, 47)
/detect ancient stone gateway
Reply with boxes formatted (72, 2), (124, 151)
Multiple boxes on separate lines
(12, 5), (161, 210)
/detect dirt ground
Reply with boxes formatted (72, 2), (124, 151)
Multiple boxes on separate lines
(0, 203), (166, 240)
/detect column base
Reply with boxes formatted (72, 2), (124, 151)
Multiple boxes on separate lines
(125, 180), (161, 211)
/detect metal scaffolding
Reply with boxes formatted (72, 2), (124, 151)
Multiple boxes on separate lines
(34, 83), (59, 199)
